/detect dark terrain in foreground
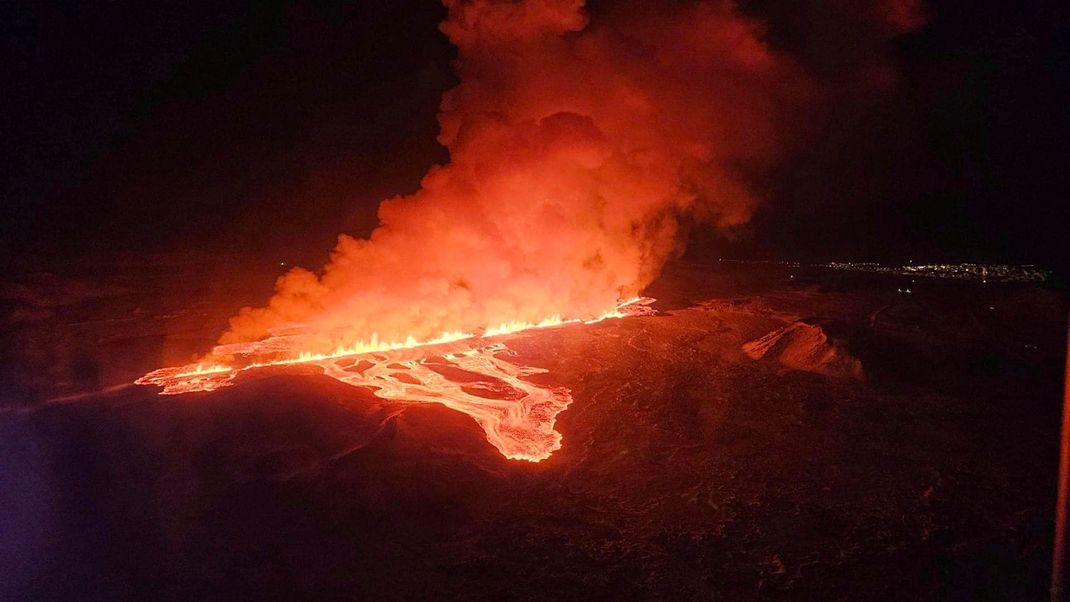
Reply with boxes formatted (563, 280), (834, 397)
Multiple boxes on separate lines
(1, 259), (1066, 600)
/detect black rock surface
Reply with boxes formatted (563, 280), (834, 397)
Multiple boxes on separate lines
(1, 260), (1066, 600)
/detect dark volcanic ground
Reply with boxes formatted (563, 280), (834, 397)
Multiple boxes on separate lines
(1, 260), (1066, 601)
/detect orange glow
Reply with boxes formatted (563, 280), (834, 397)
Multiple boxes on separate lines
(131, 0), (928, 462)
(137, 298), (654, 461)
(142, 0), (813, 460)
(210, 0), (816, 366)
(133, 0), (859, 461)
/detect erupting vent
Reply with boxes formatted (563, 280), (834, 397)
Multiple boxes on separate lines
(138, 298), (654, 461)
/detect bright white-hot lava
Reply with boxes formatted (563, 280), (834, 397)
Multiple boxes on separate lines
(134, 0), (925, 461)
(137, 297), (654, 461)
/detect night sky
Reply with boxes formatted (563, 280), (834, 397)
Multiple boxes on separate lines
(2, 0), (1067, 271)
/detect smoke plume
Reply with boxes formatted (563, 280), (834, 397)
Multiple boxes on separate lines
(214, 0), (916, 358)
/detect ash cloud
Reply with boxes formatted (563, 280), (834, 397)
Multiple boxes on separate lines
(218, 0), (921, 355)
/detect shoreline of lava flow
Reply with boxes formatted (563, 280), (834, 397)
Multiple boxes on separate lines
(136, 297), (655, 461)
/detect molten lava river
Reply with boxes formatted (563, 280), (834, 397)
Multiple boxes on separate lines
(138, 298), (654, 462)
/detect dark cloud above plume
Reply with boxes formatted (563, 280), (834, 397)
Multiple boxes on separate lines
(714, 0), (1068, 268)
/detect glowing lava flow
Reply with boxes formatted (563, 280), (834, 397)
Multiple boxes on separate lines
(137, 298), (655, 461)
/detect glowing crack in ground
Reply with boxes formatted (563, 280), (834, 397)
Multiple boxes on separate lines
(137, 298), (655, 461)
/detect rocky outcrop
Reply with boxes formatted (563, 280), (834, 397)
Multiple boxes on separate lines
(743, 321), (864, 380)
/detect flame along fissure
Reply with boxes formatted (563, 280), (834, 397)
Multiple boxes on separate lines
(137, 297), (654, 461)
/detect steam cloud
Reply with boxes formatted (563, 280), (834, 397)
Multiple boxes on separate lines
(215, 0), (922, 357)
